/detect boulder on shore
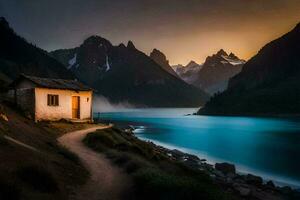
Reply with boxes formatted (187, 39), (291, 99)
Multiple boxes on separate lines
(215, 162), (236, 174)
(266, 180), (275, 189)
(233, 183), (251, 197)
(246, 174), (263, 186)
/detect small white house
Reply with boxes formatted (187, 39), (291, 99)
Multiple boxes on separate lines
(8, 74), (93, 122)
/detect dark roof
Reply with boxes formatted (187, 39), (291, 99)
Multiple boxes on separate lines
(13, 74), (93, 91)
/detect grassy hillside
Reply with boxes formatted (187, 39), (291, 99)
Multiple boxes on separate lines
(83, 128), (234, 200)
(0, 103), (91, 200)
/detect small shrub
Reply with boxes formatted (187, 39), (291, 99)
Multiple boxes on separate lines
(104, 149), (153, 174)
(17, 165), (58, 193)
(105, 149), (119, 159)
(115, 143), (130, 151)
(113, 153), (131, 166)
(133, 168), (227, 200)
(58, 146), (80, 164)
(84, 132), (115, 149)
(124, 158), (151, 174)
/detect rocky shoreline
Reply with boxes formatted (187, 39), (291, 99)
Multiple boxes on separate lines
(125, 127), (300, 200)
(162, 146), (299, 199)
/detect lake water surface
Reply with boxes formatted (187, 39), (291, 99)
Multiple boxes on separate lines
(96, 108), (300, 188)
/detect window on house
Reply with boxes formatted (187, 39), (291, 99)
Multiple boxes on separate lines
(47, 94), (59, 106)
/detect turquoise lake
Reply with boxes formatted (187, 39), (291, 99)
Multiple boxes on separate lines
(96, 108), (300, 188)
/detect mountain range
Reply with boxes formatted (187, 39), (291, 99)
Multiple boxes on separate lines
(0, 17), (208, 107)
(193, 50), (245, 94)
(3, 14), (298, 114)
(198, 22), (300, 115)
(173, 50), (245, 94)
(50, 36), (209, 107)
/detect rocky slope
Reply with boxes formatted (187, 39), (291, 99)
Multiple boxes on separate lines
(0, 17), (74, 82)
(51, 36), (209, 107)
(198, 22), (300, 115)
(149, 48), (178, 77)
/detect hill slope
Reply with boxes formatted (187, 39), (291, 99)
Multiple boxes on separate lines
(51, 37), (209, 107)
(198, 23), (300, 115)
(0, 103), (89, 200)
(0, 17), (74, 82)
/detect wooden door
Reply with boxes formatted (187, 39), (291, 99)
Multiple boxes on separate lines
(72, 96), (80, 119)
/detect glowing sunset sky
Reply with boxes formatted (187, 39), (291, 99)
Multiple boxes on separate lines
(1, 0), (300, 65)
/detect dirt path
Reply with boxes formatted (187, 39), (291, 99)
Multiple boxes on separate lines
(58, 126), (132, 200)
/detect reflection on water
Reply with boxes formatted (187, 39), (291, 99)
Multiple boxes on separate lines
(96, 108), (300, 188)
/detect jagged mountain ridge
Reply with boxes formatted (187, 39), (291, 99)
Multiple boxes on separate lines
(51, 36), (209, 107)
(172, 61), (203, 85)
(198, 22), (300, 115)
(173, 50), (245, 95)
(194, 49), (245, 94)
(149, 48), (178, 77)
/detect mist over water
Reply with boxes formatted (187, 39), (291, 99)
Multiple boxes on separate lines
(93, 95), (135, 112)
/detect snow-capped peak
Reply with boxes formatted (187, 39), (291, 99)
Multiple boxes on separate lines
(68, 53), (77, 69)
(221, 55), (245, 66)
(105, 55), (110, 72)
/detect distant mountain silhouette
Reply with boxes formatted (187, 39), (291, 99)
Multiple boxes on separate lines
(51, 36), (209, 107)
(173, 50), (244, 95)
(0, 17), (74, 83)
(198, 23), (300, 115)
